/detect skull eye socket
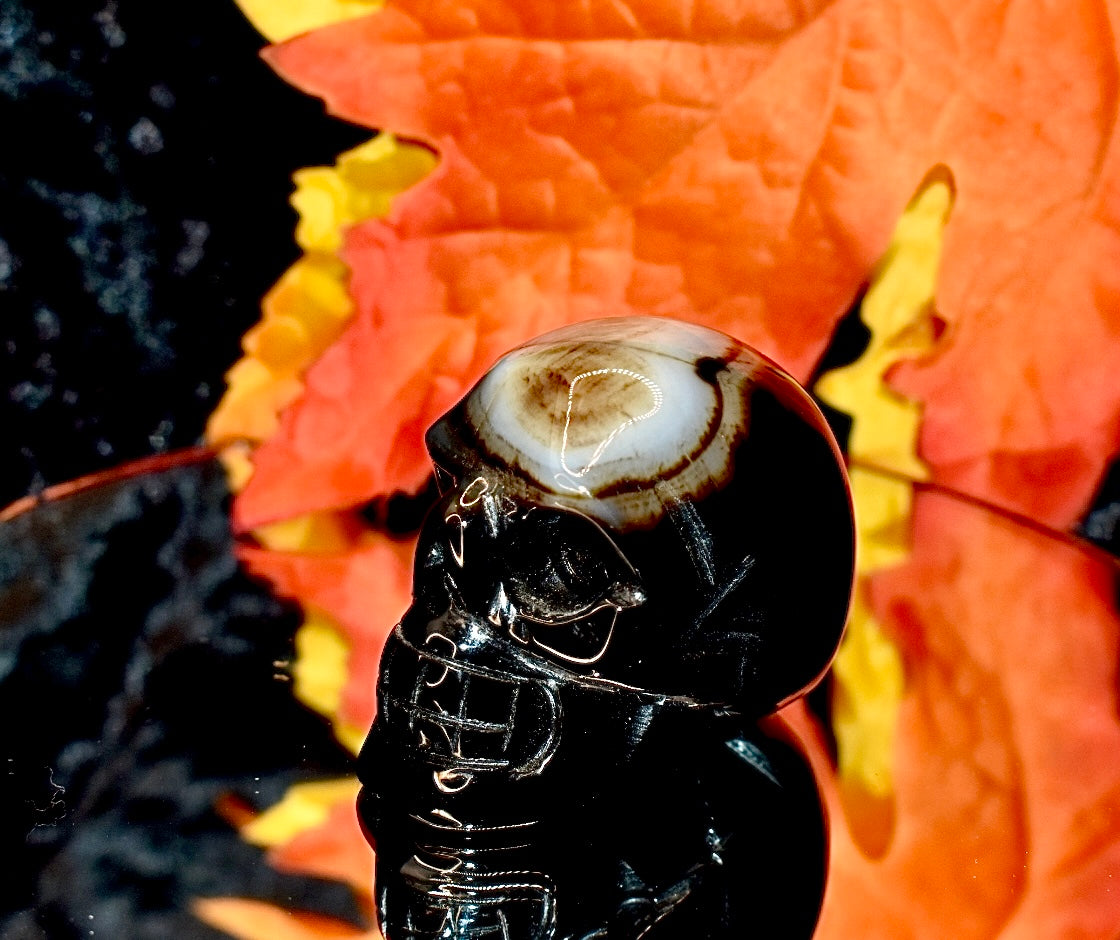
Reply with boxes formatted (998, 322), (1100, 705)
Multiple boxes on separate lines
(497, 509), (645, 666)
(517, 604), (620, 665)
(533, 540), (605, 604)
(503, 510), (643, 624)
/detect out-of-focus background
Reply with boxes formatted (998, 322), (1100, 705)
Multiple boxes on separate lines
(0, 1), (368, 935)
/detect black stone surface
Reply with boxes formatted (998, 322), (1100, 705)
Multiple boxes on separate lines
(0, 461), (359, 937)
(0, 0), (366, 507)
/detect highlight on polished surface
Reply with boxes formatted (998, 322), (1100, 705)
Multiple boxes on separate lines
(358, 316), (857, 938)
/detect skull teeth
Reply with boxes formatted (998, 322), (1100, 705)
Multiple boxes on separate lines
(384, 626), (561, 777)
(404, 660), (521, 768)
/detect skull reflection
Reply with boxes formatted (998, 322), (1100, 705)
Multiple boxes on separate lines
(358, 317), (855, 937)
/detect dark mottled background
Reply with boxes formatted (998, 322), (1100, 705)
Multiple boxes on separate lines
(1, 0), (363, 501)
(1, 0), (369, 935)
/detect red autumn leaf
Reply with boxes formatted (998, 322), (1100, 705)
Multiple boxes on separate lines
(234, 0), (1120, 537)
(239, 537), (414, 729)
(786, 488), (1120, 938)
(267, 796), (375, 900)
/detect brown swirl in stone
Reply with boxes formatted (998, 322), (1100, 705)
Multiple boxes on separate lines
(430, 318), (796, 530)
(512, 343), (661, 452)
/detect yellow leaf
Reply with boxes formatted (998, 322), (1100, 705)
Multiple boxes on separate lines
(335, 721), (366, 757)
(848, 468), (913, 574)
(292, 610), (351, 721)
(254, 513), (355, 553)
(235, 0), (382, 44)
(831, 589), (905, 801)
(242, 778), (361, 848)
(262, 256), (354, 343)
(219, 443), (257, 493)
(814, 169), (954, 855)
(816, 167), (954, 482)
(206, 256), (354, 471)
(207, 358), (303, 445)
(208, 137), (434, 496)
(292, 135), (437, 254)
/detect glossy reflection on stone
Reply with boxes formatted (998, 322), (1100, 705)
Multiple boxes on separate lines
(448, 317), (752, 529)
(364, 718), (826, 940)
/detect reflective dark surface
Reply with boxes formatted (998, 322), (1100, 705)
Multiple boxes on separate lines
(364, 717), (826, 939)
(358, 318), (856, 938)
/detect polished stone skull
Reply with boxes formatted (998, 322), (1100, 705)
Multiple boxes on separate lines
(359, 317), (854, 808)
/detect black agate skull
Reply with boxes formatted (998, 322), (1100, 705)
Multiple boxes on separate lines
(369, 317), (853, 770)
(358, 316), (855, 936)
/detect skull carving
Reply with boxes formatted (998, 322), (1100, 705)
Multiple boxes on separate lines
(360, 316), (854, 811)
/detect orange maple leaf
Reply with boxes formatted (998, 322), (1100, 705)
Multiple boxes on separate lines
(234, 0), (1120, 539)
(216, 0), (1120, 936)
(265, 795), (375, 900)
(789, 490), (1120, 938)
